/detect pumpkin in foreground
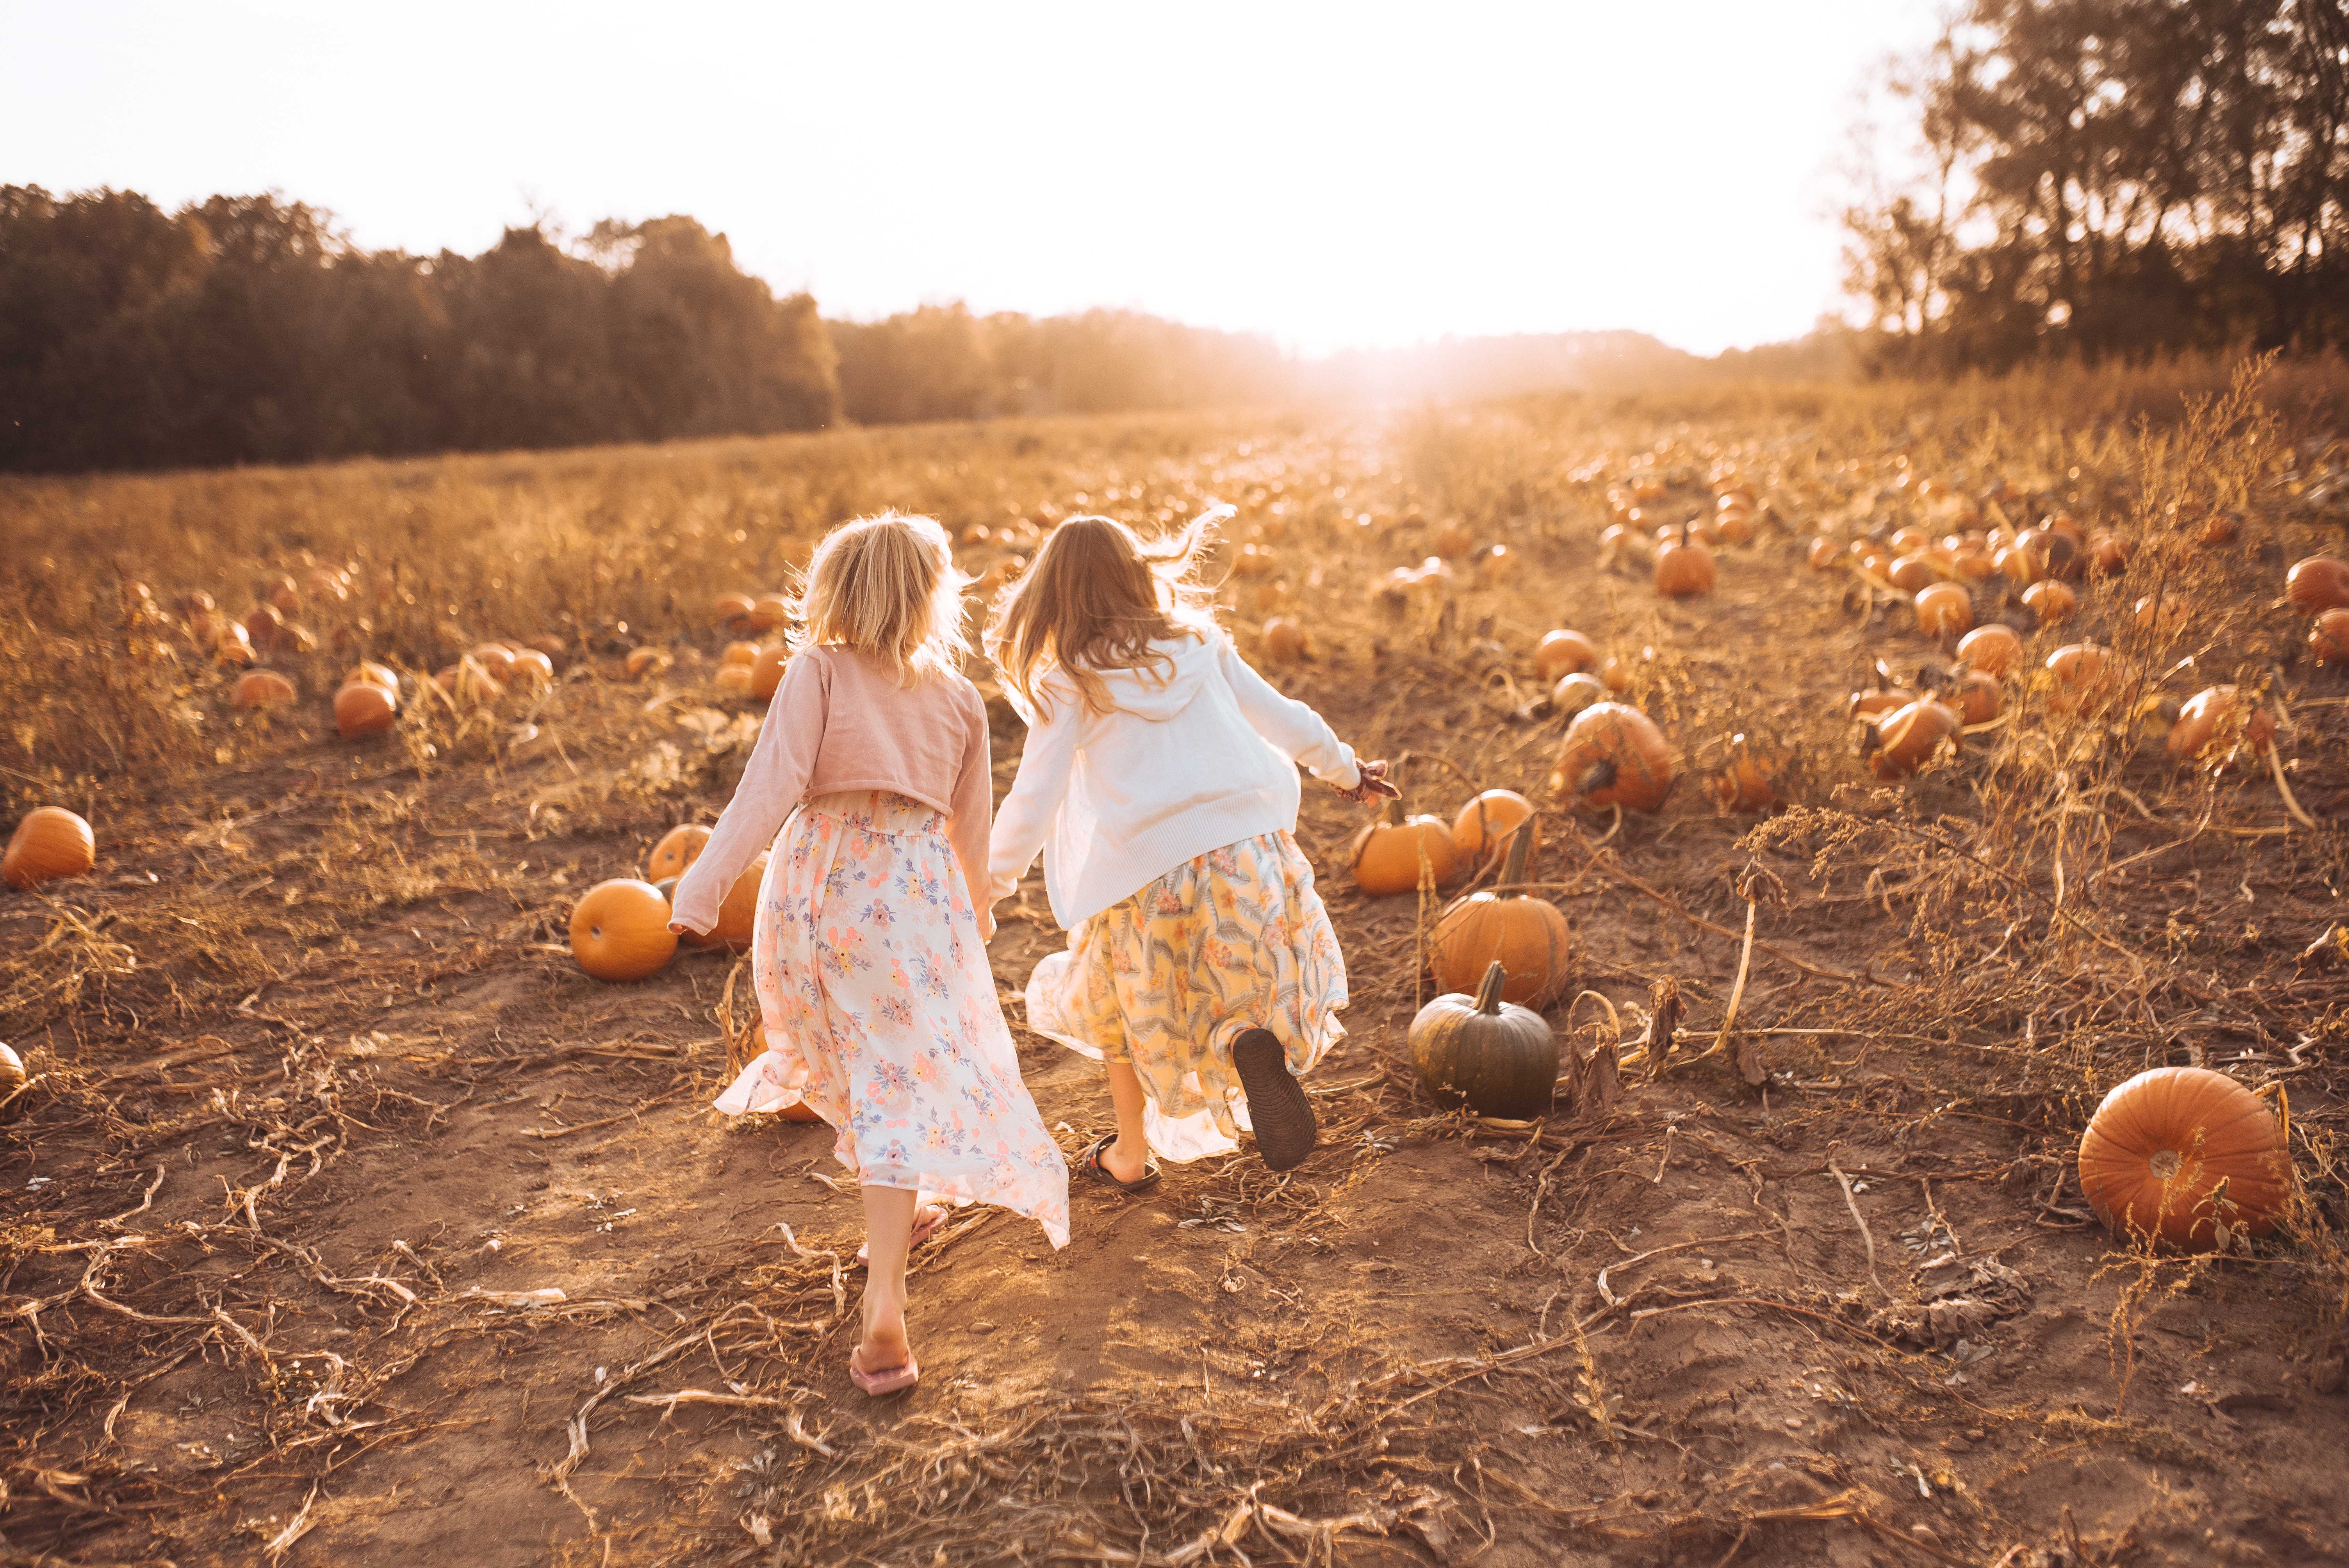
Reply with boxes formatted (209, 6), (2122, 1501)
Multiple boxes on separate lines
(2076, 1066), (2290, 1250)
(1428, 832), (1571, 1007)
(5, 807), (96, 891)
(1408, 960), (1559, 1120)
(1450, 789), (1536, 866)
(570, 879), (679, 982)
(683, 852), (767, 953)
(646, 824), (712, 883)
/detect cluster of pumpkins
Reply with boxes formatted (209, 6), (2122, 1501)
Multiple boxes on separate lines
(569, 824), (750, 981)
(181, 571), (342, 670)
(2288, 555), (2349, 663)
(1595, 469), (1763, 600)
(1367, 516), (1520, 613)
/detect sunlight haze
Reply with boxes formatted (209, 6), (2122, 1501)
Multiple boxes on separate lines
(3, 0), (1947, 356)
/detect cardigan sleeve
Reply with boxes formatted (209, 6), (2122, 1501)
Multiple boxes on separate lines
(669, 652), (826, 933)
(984, 686), (1080, 905)
(1216, 639), (1361, 786)
(946, 686), (995, 924)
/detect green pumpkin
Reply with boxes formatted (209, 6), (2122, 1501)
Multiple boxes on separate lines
(1408, 960), (1559, 1119)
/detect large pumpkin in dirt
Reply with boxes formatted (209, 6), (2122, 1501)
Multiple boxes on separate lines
(1350, 803), (1460, 896)
(5, 807), (96, 891)
(2077, 1066), (2290, 1250)
(2165, 686), (2275, 766)
(683, 852), (766, 952)
(333, 680), (398, 738)
(1913, 583), (1973, 638)
(1428, 832), (1571, 1007)
(1652, 528), (1715, 599)
(1550, 702), (1672, 813)
(1956, 624), (2023, 676)
(1867, 699), (1960, 780)
(569, 879), (679, 982)
(1408, 960), (1559, 1120)
(1533, 630), (1597, 679)
(2285, 557), (2349, 615)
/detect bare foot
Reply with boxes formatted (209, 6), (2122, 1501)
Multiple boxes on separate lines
(1100, 1133), (1150, 1186)
(854, 1295), (911, 1375)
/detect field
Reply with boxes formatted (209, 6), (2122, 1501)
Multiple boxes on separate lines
(4, 358), (2349, 1567)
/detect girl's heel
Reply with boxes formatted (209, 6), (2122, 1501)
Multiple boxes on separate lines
(1232, 1028), (1317, 1171)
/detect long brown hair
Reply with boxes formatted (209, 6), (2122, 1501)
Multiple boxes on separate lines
(986, 507), (1229, 718)
(791, 512), (969, 685)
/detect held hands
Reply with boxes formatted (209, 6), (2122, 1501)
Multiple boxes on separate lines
(1333, 757), (1400, 805)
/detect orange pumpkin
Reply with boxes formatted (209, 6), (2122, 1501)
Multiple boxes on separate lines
(1350, 803), (1461, 896)
(2077, 1067), (2290, 1249)
(1653, 529), (1715, 599)
(1428, 830), (1571, 1006)
(244, 602), (286, 650)
(1534, 629), (1598, 679)
(1807, 537), (1843, 572)
(2021, 580), (2076, 626)
(1956, 624), (2023, 676)
(715, 592), (756, 630)
(647, 824), (711, 882)
(508, 649), (555, 689)
(1887, 553), (1937, 593)
(751, 645), (790, 700)
(1914, 583), (1973, 638)
(1712, 735), (1779, 813)
(625, 647), (669, 680)
(2312, 608), (2349, 665)
(1263, 617), (1308, 661)
(715, 663), (754, 695)
(1551, 703), (1673, 813)
(2088, 532), (2131, 576)
(2166, 686), (2276, 766)
(4, 807), (96, 890)
(1867, 699), (1960, 779)
(333, 680), (398, 738)
(722, 640), (761, 667)
(1714, 510), (1754, 547)
(1951, 549), (1996, 584)
(2133, 593), (2190, 637)
(2285, 557), (2349, 615)
(214, 624), (257, 667)
(1847, 682), (1915, 721)
(2045, 643), (2120, 715)
(748, 592), (791, 633)
(232, 670), (297, 709)
(1946, 670), (2002, 725)
(683, 852), (767, 952)
(471, 643), (518, 681)
(1451, 790), (1538, 866)
(570, 879), (679, 982)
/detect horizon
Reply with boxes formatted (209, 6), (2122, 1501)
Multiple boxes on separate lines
(3, 0), (1947, 358)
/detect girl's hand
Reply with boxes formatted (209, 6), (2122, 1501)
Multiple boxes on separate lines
(1334, 757), (1400, 804)
(667, 921), (690, 936)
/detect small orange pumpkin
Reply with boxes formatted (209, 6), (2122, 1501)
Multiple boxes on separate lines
(1887, 553), (1937, 593)
(1711, 735), (1779, 813)
(2077, 1066), (2290, 1249)
(1350, 802), (1461, 896)
(2045, 643), (2121, 715)
(2021, 580), (2076, 626)
(333, 681), (398, 738)
(2166, 686), (2276, 766)
(1263, 617), (1308, 661)
(2312, 608), (2349, 664)
(625, 647), (669, 680)
(1653, 527), (1715, 599)
(748, 592), (791, 633)
(722, 640), (761, 667)
(1946, 670), (2003, 725)
(2285, 557), (2349, 615)
(1914, 583), (1973, 638)
(2088, 532), (2131, 576)
(1451, 790), (1538, 866)
(4, 807), (96, 890)
(1551, 703), (1673, 813)
(715, 592), (756, 630)
(232, 670), (297, 709)
(471, 643), (518, 681)
(1807, 537), (1843, 572)
(1956, 624), (2023, 676)
(1533, 629), (1597, 679)
(715, 663), (754, 695)
(346, 661), (399, 693)
(570, 879), (679, 982)
(647, 824), (712, 883)
(1867, 699), (1960, 779)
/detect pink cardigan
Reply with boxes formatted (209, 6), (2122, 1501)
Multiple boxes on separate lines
(668, 646), (994, 934)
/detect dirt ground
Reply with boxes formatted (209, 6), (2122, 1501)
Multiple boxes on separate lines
(5, 406), (2349, 1567)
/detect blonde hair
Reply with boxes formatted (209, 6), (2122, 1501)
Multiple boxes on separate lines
(986, 508), (1228, 719)
(790, 512), (969, 684)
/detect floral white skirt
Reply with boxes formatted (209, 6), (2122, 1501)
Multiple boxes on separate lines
(715, 790), (1069, 1247)
(1024, 830), (1347, 1163)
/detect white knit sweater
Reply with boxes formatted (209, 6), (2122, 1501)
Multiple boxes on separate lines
(986, 633), (1360, 928)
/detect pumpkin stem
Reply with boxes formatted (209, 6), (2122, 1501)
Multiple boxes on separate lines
(1474, 959), (1508, 1013)
(1499, 818), (1531, 890)
(1381, 797), (1404, 827)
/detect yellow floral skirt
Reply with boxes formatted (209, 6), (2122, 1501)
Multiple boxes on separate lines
(1023, 830), (1347, 1162)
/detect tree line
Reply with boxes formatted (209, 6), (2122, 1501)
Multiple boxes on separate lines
(1844, 0), (2349, 372)
(0, 188), (841, 472)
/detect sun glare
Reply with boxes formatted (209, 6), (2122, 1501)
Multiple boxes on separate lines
(3, 0), (1945, 353)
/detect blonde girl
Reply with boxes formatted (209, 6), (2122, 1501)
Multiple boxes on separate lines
(984, 507), (1394, 1187)
(671, 513), (1068, 1397)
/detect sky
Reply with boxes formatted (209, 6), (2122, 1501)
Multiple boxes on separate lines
(2, 1), (1948, 357)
